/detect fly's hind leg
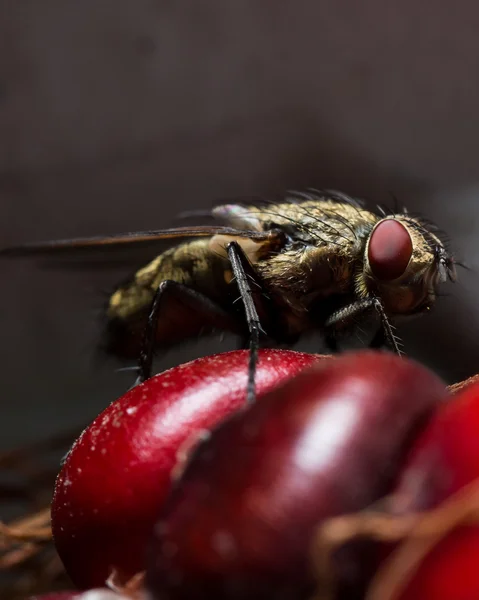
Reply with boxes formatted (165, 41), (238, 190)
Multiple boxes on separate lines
(135, 281), (238, 386)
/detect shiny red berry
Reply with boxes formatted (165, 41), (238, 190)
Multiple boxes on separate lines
(52, 349), (322, 588)
(391, 381), (479, 600)
(148, 351), (448, 600)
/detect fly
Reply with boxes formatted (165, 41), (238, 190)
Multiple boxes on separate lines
(0, 189), (457, 403)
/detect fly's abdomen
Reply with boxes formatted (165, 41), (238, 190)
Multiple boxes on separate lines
(104, 239), (235, 357)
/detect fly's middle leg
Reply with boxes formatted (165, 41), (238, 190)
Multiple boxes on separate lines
(227, 241), (266, 405)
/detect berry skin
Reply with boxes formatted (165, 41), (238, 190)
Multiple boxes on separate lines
(392, 380), (479, 600)
(26, 591), (129, 600)
(148, 351), (448, 600)
(52, 349), (322, 589)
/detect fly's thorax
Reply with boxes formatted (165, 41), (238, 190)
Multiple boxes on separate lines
(356, 215), (455, 315)
(254, 243), (361, 319)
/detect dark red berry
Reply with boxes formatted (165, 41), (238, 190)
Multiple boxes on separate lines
(391, 381), (479, 600)
(148, 351), (448, 600)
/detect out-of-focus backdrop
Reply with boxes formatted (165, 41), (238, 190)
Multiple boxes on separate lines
(1, 1), (478, 449)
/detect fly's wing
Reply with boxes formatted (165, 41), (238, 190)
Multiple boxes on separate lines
(2, 190), (366, 259)
(0, 226), (278, 256)
(0, 226), (286, 272)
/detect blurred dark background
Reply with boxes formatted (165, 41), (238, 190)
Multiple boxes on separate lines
(1, 0), (478, 449)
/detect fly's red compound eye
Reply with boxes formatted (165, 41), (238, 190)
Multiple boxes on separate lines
(368, 219), (413, 280)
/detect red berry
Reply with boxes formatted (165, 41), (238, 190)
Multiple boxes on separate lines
(25, 594), (79, 600)
(26, 591), (127, 600)
(147, 351), (448, 600)
(52, 349), (322, 589)
(390, 381), (479, 600)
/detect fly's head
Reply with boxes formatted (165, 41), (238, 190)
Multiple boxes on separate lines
(358, 215), (456, 315)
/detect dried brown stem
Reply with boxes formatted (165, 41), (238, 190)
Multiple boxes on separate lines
(0, 507), (53, 574)
(366, 479), (479, 600)
(107, 570), (147, 600)
(448, 372), (479, 394)
(0, 430), (78, 599)
(0, 523), (52, 543)
(312, 478), (479, 600)
(0, 542), (40, 569)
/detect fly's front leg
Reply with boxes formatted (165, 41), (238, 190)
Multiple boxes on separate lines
(227, 242), (265, 405)
(324, 297), (403, 355)
(135, 281), (237, 386)
(370, 298), (403, 355)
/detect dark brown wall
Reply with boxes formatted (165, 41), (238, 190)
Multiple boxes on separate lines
(1, 1), (478, 447)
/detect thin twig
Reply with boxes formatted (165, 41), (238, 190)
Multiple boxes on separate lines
(448, 373), (479, 394)
(312, 478), (479, 600)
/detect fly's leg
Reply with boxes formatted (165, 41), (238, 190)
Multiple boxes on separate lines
(370, 298), (403, 355)
(227, 242), (265, 405)
(324, 297), (403, 355)
(135, 281), (237, 386)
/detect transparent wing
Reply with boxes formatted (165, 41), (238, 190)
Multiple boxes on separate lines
(0, 225), (278, 258)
